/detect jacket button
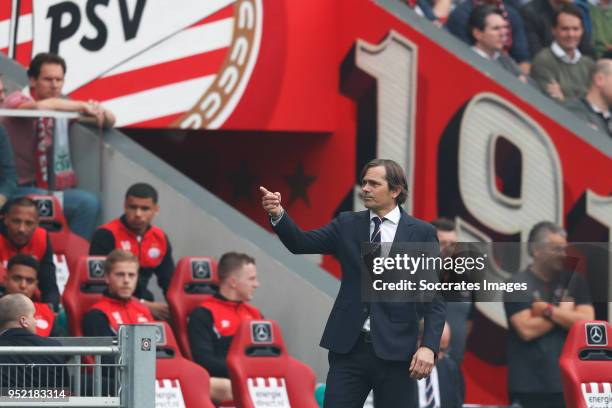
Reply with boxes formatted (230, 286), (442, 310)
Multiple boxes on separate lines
(363, 307), (368, 313)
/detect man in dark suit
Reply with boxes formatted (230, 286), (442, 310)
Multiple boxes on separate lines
(417, 322), (464, 408)
(0, 294), (68, 389)
(260, 158), (446, 408)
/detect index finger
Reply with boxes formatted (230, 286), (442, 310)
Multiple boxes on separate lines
(259, 186), (273, 195)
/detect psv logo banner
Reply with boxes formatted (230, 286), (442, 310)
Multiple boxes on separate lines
(2, 0), (262, 128)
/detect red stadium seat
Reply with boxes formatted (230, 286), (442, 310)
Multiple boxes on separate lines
(62, 256), (107, 336)
(560, 320), (612, 408)
(166, 256), (219, 358)
(227, 320), (318, 408)
(28, 194), (89, 291)
(152, 321), (215, 408)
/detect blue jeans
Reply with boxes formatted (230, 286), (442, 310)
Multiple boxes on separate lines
(14, 186), (100, 240)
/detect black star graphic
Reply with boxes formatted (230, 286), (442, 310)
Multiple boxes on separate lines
(283, 163), (317, 207)
(227, 162), (258, 204)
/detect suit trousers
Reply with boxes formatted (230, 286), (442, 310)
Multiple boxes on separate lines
(324, 333), (418, 408)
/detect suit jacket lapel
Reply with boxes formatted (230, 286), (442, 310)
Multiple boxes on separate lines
(390, 208), (416, 256)
(357, 210), (370, 244)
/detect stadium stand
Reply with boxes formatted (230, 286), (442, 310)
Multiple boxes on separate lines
(62, 256), (107, 336)
(227, 319), (318, 408)
(167, 256), (219, 358)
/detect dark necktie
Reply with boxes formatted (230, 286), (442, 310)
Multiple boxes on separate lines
(371, 217), (383, 243)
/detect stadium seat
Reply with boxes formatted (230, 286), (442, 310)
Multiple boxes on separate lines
(62, 256), (107, 336)
(152, 321), (215, 408)
(560, 320), (612, 408)
(227, 319), (318, 408)
(166, 256), (219, 358)
(28, 194), (89, 292)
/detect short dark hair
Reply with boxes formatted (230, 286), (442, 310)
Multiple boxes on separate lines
(431, 217), (456, 232)
(125, 183), (158, 204)
(467, 5), (504, 44)
(7, 254), (40, 274)
(360, 159), (408, 205)
(4, 197), (37, 216)
(27, 53), (66, 79)
(553, 4), (584, 28)
(217, 252), (255, 283)
(528, 221), (566, 256)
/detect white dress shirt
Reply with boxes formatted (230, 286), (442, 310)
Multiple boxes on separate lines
(418, 367), (441, 408)
(363, 205), (401, 331)
(551, 41), (582, 64)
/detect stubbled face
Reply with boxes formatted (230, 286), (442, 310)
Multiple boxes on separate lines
(5, 264), (39, 299)
(231, 263), (259, 302)
(105, 261), (139, 300)
(534, 232), (568, 273)
(30, 63), (64, 100)
(4, 205), (39, 247)
(552, 13), (583, 53)
(361, 166), (399, 214)
(124, 196), (158, 235)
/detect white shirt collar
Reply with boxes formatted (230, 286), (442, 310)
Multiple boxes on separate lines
(369, 205), (401, 225)
(551, 41), (582, 64)
(471, 46), (500, 61)
(588, 99), (611, 119)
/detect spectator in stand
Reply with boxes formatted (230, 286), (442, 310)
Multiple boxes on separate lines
(565, 59), (612, 136)
(405, 0), (452, 26)
(589, 0), (612, 58)
(531, 5), (596, 101)
(188, 252), (262, 404)
(0, 77), (17, 210)
(521, 0), (594, 59)
(447, 0), (531, 73)
(3, 254), (62, 336)
(468, 5), (533, 84)
(416, 322), (464, 408)
(0, 294), (67, 390)
(82, 250), (154, 337)
(504, 222), (594, 408)
(0, 53), (111, 240)
(89, 183), (173, 320)
(0, 197), (59, 307)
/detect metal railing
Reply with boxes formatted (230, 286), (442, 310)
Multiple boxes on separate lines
(0, 325), (157, 407)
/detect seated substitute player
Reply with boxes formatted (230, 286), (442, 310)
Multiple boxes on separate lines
(82, 249), (154, 337)
(89, 183), (174, 320)
(3, 254), (62, 336)
(188, 252), (262, 404)
(0, 197), (60, 307)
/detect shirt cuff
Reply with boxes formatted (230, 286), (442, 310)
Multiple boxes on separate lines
(270, 210), (285, 226)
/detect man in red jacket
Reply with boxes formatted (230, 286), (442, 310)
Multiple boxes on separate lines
(3, 254), (62, 336)
(188, 252), (262, 403)
(82, 249), (154, 337)
(89, 183), (174, 320)
(0, 197), (59, 306)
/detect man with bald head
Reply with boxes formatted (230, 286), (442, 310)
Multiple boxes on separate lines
(0, 294), (67, 389)
(565, 58), (612, 136)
